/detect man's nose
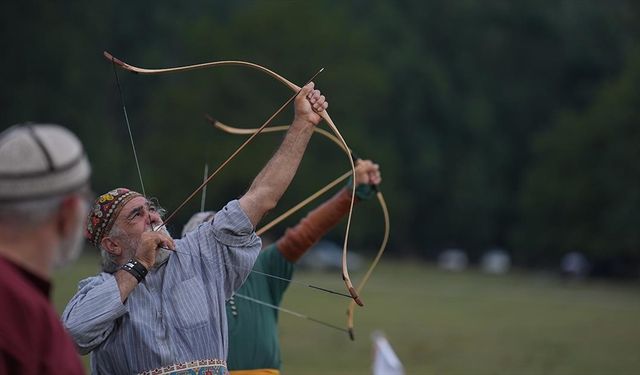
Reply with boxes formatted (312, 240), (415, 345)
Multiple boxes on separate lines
(149, 210), (162, 224)
(143, 209), (161, 226)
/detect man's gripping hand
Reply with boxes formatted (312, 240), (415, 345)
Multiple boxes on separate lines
(294, 82), (329, 127)
(134, 231), (175, 269)
(355, 159), (382, 187)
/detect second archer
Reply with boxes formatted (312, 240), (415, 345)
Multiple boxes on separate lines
(182, 159), (382, 374)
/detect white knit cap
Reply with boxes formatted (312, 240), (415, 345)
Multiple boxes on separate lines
(0, 123), (91, 201)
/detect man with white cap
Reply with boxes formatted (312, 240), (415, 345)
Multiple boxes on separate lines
(63, 83), (328, 374)
(0, 123), (90, 374)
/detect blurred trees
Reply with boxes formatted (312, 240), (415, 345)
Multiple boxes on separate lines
(1, 0), (638, 275)
(514, 50), (640, 273)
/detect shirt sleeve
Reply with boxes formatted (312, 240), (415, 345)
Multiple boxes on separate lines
(61, 274), (127, 355)
(180, 199), (262, 299)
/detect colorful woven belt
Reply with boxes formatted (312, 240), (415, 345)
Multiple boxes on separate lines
(140, 359), (227, 375)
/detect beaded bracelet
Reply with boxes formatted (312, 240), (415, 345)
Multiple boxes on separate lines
(121, 259), (148, 283)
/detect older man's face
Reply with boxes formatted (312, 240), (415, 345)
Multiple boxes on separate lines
(111, 196), (172, 266)
(116, 196), (164, 234)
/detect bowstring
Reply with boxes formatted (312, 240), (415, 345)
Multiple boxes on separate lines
(111, 60), (147, 197)
(200, 163), (209, 212)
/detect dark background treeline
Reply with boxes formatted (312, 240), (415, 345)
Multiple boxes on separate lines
(2, 0), (638, 276)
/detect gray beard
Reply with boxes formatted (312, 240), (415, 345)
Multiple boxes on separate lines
(124, 225), (173, 269)
(154, 247), (172, 267)
(151, 225), (172, 267)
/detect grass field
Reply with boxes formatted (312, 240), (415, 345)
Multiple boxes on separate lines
(53, 252), (640, 374)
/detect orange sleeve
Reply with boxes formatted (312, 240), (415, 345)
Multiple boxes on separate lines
(276, 188), (357, 262)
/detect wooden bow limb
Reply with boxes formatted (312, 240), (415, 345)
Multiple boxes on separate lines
(105, 52), (361, 306)
(346, 189), (390, 340)
(104, 51), (299, 90)
(210, 116), (346, 153)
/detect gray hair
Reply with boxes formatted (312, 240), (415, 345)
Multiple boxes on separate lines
(99, 224), (127, 273)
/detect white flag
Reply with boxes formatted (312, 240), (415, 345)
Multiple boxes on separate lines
(371, 331), (405, 375)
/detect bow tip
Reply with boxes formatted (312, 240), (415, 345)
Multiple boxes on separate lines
(103, 51), (128, 69)
(349, 287), (364, 307)
(204, 114), (217, 124)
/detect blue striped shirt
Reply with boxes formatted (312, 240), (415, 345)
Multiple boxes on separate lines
(62, 200), (261, 374)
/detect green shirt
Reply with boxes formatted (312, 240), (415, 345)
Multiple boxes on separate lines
(226, 244), (293, 371)
(225, 182), (375, 371)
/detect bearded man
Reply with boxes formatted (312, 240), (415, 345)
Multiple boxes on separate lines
(62, 83), (328, 374)
(0, 123), (91, 374)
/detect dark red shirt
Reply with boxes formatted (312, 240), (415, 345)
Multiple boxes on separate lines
(0, 255), (84, 375)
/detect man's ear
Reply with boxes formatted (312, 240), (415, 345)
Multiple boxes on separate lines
(101, 236), (122, 257)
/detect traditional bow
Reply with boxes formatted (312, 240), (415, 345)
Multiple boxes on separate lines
(209, 118), (391, 340)
(104, 52), (363, 306)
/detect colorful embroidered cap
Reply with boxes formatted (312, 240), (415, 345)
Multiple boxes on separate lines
(86, 187), (142, 247)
